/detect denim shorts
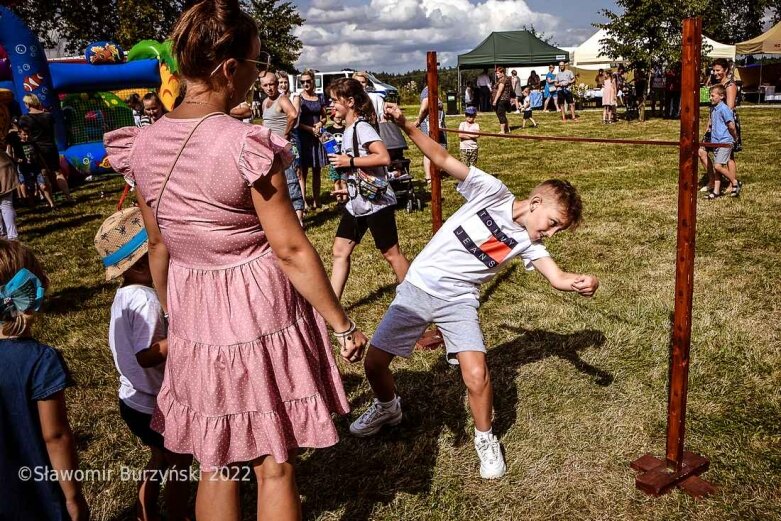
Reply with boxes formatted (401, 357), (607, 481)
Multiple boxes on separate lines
(371, 281), (485, 365)
(283, 163), (304, 211)
(18, 169), (46, 186)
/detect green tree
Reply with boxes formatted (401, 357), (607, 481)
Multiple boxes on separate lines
(244, 0), (305, 72)
(702, 0), (781, 44)
(7, 0), (303, 70)
(597, 0), (715, 120)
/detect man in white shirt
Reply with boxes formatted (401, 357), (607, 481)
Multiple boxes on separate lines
(476, 68), (493, 112)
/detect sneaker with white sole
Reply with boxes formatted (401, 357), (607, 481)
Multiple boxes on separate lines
(475, 434), (506, 479)
(349, 397), (402, 436)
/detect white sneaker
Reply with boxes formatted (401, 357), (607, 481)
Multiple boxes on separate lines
(349, 397), (402, 436)
(475, 434), (506, 479)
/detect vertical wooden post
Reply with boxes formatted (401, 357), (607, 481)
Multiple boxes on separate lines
(630, 18), (715, 498)
(666, 15), (701, 472)
(415, 52), (447, 352)
(426, 51), (443, 232)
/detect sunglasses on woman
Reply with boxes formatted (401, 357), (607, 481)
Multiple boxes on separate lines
(210, 51), (272, 76)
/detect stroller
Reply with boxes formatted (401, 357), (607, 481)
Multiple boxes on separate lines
(622, 80), (640, 121)
(379, 121), (422, 213)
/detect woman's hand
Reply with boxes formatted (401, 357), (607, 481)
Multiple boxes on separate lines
(329, 153), (351, 168)
(338, 328), (368, 363)
(313, 122), (323, 136)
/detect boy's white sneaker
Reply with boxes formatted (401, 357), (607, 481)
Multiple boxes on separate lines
(349, 397), (402, 436)
(475, 434), (506, 479)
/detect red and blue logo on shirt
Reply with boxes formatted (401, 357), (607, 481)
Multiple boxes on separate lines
(454, 209), (518, 268)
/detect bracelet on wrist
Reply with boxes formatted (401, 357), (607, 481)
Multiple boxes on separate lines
(333, 319), (356, 338)
(349, 157), (355, 168)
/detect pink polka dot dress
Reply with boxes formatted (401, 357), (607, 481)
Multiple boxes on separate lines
(105, 115), (349, 469)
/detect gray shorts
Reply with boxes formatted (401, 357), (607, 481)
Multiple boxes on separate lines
(371, 281), (485, 365)
(712, 145), (732, 165)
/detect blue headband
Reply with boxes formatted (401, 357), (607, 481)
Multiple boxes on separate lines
(0, 268), (45, 320)
(102, 228), (148, 268)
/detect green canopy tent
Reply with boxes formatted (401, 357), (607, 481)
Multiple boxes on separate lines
(456, 30), (569, 107)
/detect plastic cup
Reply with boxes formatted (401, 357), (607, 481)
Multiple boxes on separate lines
(323, 138), (339, 155)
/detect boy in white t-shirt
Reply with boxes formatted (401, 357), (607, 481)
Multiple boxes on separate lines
(458, 106), (480, 167)
(95, 207), (191, 520)
(350, 103), (600, 480)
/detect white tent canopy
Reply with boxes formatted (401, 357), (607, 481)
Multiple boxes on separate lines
(572, 29), (623, 70)
(704, 36), (736, 60)
(572, 30), (736, 69)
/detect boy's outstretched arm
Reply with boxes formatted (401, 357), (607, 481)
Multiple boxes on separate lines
(384, 103), (469, 181)
(531, 256), (599, 297)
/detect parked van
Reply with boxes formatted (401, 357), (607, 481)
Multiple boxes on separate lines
(288, 69), (398, 100)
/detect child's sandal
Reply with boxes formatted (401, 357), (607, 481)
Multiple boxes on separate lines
(706, 190), (720, 200)
(730, 180), (743, 198)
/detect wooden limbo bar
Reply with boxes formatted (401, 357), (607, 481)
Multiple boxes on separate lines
(423, 17), (714, 497)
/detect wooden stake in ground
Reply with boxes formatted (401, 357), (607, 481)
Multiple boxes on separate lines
(415, 51), (445, 352)
(630, 17), (715, 498)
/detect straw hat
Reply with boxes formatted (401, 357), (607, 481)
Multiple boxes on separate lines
(94, 207), (148, 281)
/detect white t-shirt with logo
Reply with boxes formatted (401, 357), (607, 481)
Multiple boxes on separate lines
(109, 285), (166, 414)
(405, 167), (550, 301)
(343, 120), (396, 216)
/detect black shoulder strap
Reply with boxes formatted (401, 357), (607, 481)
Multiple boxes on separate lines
(352, 120), (362, 165)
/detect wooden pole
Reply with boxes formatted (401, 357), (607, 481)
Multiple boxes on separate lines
(666, 15), (702, 472)
(426, 51), (443, 233)
(415, 52), (446, 352)
(630, 18), (715, 498)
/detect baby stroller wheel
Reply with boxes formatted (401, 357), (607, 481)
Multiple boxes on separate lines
(406, 198), (414, 213)
(415, 195), (423, 212)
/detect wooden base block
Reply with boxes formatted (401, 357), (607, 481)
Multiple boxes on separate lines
(631, 451), (714, 499)
(415, 328), (444, 351)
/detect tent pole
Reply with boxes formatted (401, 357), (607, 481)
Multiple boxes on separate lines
(458, 66), (462, 112)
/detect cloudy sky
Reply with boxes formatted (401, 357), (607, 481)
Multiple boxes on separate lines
(290, 0), (619, 73)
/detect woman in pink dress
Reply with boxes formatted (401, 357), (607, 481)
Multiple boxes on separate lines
(104, 0), (367, 518)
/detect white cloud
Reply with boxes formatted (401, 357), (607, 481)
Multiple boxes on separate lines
(294, 0), (561, 73)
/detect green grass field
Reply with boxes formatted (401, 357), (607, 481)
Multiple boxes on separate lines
(21, 106), (781, 520)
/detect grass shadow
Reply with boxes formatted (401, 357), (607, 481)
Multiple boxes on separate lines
(489, 326), (611, 436)
(303, 206), (342, 229)
(479, 262), (519, 304)
(22, 214), (104, 240)
(346, 282), (397, 311)
(45, 283), (108, 315)
(298, 361), (468, 521)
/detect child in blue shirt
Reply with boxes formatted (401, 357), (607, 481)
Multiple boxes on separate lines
(701, 84), (740, 199)
(0, 240), (88, 520)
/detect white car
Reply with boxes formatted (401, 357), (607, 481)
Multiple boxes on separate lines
(287, 69), (398, 100)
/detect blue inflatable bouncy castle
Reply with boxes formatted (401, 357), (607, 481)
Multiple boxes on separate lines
(0, 7), (66, 150)
(0, 6), (161, 176)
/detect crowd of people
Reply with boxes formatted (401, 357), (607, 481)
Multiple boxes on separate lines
(0, 1), (604, 519)
(2, 1), (753, 517)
